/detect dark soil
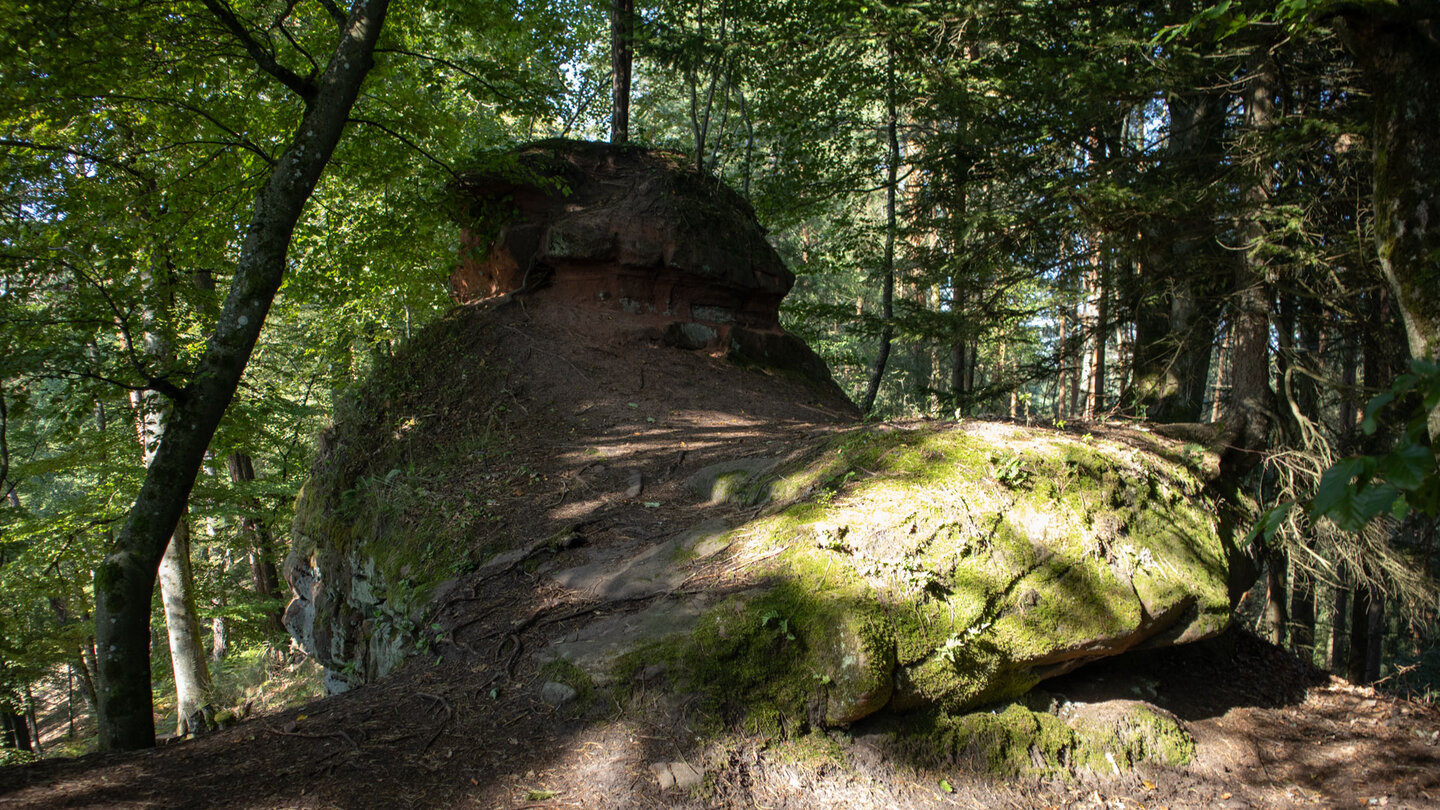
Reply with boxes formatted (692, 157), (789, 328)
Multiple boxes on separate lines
(6, 627), (1437, 809)
(4, 296), (1437, 809)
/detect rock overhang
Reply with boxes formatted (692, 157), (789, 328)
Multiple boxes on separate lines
(449, 139), (794, 335)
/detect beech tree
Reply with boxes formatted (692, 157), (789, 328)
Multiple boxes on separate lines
(1, 0), (392, 751)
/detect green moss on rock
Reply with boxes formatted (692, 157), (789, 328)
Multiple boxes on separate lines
(648, 421), (1233, 732)
(907, 700), (1195, 779)
(285, 306), (532, 689)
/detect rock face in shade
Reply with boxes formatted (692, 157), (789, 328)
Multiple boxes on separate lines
(449, 139), (836, 390)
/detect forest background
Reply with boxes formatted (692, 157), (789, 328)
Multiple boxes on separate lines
(1, 0), (1437, 757)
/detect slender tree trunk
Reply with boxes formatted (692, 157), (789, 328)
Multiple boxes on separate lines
(1210, 326), (1229, 422)
(1057, 312), (1069, 419)
(94, 0), (391, 751)
(1289, 563), (1316, 664)
(861, 48), (900, 416)
(1328, 568), (1349, 673)
(73, 646), (99, 716)
(1365, 593), (1384, 683)
(159, 516), (210, 736)
(226, 451), (282, 626)
(1087, 252), (1108, 419)
(609, 0), (634, 145)
(212, 614), (230, 662)
(1264, 551), (1288, 646)
(1, 712), (31, 752)
(1347, 577), (1373, 684)
(23, 685), (40, 756)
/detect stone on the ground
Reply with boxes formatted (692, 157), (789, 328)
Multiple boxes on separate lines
(541, 681), (578, 707)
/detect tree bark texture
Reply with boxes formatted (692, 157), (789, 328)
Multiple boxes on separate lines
(1339, 7), (1440, 442)
(94, 0), (391, 751)
(1219, 45), (1278, 480)
(1265, 551), (1288, 647)
(1324, 6), (1440, 441)
(1328, 572), (1349, 672)
(1289, 563), (1316, 663)
(610, 0), (634, 145)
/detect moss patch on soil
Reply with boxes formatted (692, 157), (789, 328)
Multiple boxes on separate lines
(892, 699), (1196, 779)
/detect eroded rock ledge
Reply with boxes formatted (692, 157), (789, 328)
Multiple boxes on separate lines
(448, 139), (836, 389)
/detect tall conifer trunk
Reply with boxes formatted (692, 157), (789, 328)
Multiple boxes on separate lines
(1219, 44), (1278, 480)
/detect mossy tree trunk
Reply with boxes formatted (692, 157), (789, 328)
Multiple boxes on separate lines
(1337, 5), (1440, 443)
(94, 0), (391, 751)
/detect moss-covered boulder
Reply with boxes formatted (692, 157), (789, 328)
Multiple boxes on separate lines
(891, 698), (1195, 779)
(612, 421), (1234, 728)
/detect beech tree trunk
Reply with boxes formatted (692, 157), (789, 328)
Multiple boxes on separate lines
(94, 0), (391, 751)
(159, 516), (210, 736)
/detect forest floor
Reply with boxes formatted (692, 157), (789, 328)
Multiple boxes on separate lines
(4, 297), (1438, 809)
(4, 628), (1438, 810)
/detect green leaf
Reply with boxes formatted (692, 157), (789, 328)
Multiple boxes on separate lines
(1361, 390), (1395, 435)
(1310, 457), (1366, 520)
(1376, 443), (1434, 491)
(1247, 501), (1295, 546)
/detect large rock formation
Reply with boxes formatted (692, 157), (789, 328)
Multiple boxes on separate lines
(448, 139), (835, 390)
(284, 140), (1240, 730)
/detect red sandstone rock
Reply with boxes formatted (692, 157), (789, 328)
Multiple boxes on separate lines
(450, 139), (844, 397)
